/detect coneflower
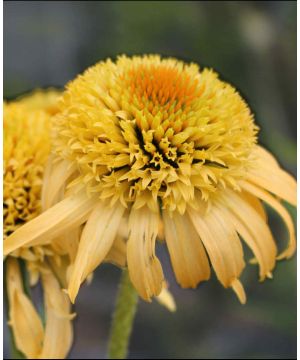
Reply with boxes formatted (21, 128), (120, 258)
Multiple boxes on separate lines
(4, 91), (75, 359)
(4, 56), (296, 309)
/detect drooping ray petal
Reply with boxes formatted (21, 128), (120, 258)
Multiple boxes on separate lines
(4, 191), (97, 256)
(105, 215), (129, 267)
(221, 189), (277, 280)
(10, 295), (44, 358)
(51, 225), (82, 262)
(42, 158), (77, 211)
(39, 270), (74, 359)
(163, 210), (210, 288)
(188, 204), (245, 292)
(240, 181), (296, 259)
(6, 258), (44, 358)
(231, 279), (246, 304)
(105, 235), (127, 268)
(127, 206), (164, 301)
(46, 256), (70, 289)
(247, 146), (296, 205)
(68, 201), (125, 303)
(255, 145), (279, 166)
(240, 191), (267, 222)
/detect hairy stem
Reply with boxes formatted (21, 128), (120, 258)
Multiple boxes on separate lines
(107, 269), (139, 359)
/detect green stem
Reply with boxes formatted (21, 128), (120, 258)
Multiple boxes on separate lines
(107, 269), (139, 359)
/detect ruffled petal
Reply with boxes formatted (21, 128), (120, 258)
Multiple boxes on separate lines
(127, 206), (164, 301)
(247, 146), (296, 206)
(221, 189), (277, 280)
(240, 181), (296, 259)
(6, 258), (44, 358)
(188, 203), (245, 295)
(4, 191), (97, 256)
(39, 270), (74, 359)
(163, 210), (210, 288)
(68, 201), (125, 303)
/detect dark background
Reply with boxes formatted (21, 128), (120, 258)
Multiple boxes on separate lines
(4, 1), (296, 359)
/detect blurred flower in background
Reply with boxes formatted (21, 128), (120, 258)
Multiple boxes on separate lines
(4, 1), (296, 359)
(4, 91), (74, 359)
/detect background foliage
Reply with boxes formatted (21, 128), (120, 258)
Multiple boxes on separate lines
(4, 1), (296, 358)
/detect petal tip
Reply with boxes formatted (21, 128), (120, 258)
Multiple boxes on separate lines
(231, 279), (247, 305)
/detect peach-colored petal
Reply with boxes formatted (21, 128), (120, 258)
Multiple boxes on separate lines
(231, 279), (246, 304)
(221, 189), (277, 280)
(105, 235), (127, 268)
(240, 191), (267, 222)
(247, 146), (296, 205)
(163, 210), (210, 288)
(68, 201), (125, 303)
(39, 270), (74, 359)
(188, 204), (245, 291)
(240, 181), (296, 259)
(127, 206), (164, 301)
(6, 258), (44, 358)
(4, 191), (97, 256)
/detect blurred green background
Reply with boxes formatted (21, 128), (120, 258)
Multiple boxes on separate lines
(4, 1), (296, 359)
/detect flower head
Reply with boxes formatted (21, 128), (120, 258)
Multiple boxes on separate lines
(54, 55), (257, 212)
(4, 91), (74, 359)
(4, 56), (296, 306)
(4, 92), (54, 238)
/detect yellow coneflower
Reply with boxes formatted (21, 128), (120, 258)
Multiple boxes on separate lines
(11, 87), (62, 115)
(4, 55), (296, 306)
(3, 89), (174, 359)
(3, 92), (75, 359)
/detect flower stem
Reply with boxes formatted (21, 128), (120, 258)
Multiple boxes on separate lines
(107, 269), (139, 359)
